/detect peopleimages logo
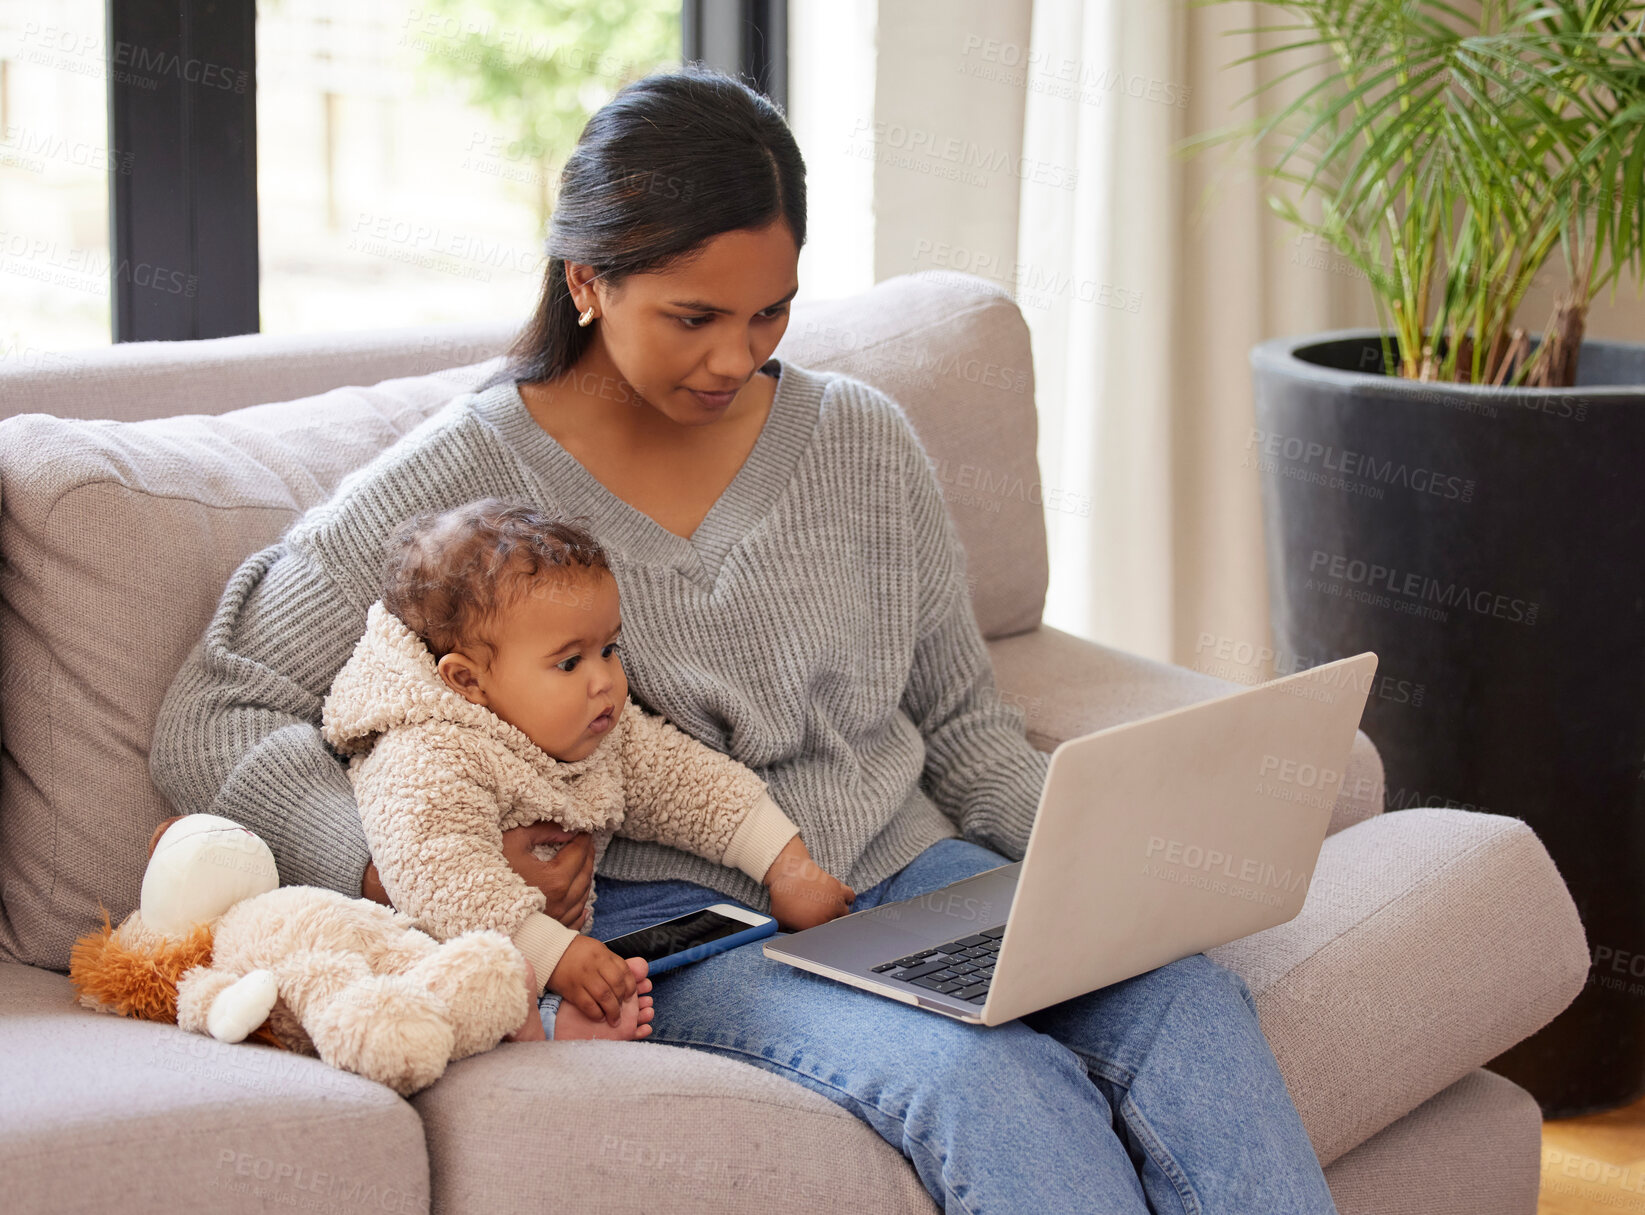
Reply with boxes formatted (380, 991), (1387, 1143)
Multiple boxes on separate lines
(1258, 753), (1342, 793)
(1143, 837), (1309, 893)
(1307, 550), (1540, 625)
(1245, 427), (1476, 502)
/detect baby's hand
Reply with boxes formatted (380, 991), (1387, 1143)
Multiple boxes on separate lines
(764, 836), (855, 931)
(547, 935), (639, 1025)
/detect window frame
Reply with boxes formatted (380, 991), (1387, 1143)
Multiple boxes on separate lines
(107, 0), (259, 342)
(682, 0), (786, 113)
(107, 0), (787, 342)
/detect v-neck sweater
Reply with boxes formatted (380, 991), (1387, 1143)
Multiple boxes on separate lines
(491, 359), (815, 588)
(148, 357), (1052, 910)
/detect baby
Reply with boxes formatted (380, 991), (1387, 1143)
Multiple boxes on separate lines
(319, 497), (854, 1043)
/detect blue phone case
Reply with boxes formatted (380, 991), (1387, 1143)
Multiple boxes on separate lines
(640, 914), (778, 976)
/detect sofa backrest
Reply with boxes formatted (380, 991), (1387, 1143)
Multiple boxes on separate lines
(0, 322), (516, 424)
(0, 268), (1046, 970)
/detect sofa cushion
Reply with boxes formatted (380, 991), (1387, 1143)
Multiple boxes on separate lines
(0, 361), (503, 968)
(1322, 1068), (1542, 1215)
(0, 271), (1047, 972)
(0, 962), (429, 1213)
(413, 1036), (940, 1215)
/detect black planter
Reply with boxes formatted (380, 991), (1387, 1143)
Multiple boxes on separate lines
(1250, 329), (1645, 1118)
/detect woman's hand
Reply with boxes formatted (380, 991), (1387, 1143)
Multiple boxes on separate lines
(361, 860), (391, 905)
(364, 834), (595, 930)
(361, 824), (593, 927)
(503, 823), (595, 930)
(763, 835), (855, 931)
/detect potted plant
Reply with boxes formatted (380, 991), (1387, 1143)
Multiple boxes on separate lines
(1184, 0), (1645, 1117)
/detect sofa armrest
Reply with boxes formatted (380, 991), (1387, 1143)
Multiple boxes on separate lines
(1207, 807), (1588, 1166)
(986, 624), (1385, 835)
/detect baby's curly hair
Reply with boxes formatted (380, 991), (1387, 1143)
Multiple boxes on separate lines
(379, 497), (611, 669)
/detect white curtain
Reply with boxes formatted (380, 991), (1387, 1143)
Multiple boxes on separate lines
(796, 0), (1643, 673)
(1018, 0), (1373, 671)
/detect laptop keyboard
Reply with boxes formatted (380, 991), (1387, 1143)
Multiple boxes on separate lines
(869, 925), (1006, 1003)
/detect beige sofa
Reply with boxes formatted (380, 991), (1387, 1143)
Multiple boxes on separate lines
(0, 270), (1588, 1214)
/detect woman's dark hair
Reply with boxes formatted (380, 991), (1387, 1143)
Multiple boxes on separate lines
(380, 497), (611, 668)
(484, 63), (807, 390)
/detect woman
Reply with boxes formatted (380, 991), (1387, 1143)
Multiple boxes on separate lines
(149, 64), (1337, 1214)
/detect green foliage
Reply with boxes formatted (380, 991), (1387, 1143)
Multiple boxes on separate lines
(1183, 0), (1645, 386)
(410, 0), (682, 227)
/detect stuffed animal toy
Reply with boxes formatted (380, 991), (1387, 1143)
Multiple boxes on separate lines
(70, 813), (532, 1096)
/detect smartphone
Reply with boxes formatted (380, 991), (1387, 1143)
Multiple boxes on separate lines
(600, 903), (778, 976)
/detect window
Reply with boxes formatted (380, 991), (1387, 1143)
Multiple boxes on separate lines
(257, 0), (683, 335)
(1, 0), (783, 350)
(0, 0), (116, 355)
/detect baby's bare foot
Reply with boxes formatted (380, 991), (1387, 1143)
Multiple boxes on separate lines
(505, 958), (546, 1042)
(507, 1006), (548, 1042)
(553, 957), (655, 1041)
(555, 993), (654, 1040)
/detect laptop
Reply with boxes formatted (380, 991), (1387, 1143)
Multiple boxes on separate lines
(762, 652), (1377, 1025)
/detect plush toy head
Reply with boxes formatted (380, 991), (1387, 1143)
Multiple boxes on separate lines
(141, 813), (278, 933)
(70, 814), (279, 1032)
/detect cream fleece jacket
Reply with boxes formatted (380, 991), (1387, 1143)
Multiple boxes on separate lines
(318, 601), (801, 994)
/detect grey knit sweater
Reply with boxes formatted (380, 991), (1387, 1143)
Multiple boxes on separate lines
(148, 356), (1051, 912)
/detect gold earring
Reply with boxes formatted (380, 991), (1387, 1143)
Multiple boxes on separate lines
(578, 304), (596, 327)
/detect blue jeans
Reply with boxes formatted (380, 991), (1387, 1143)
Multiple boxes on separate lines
(543, 837), (1337, 1214)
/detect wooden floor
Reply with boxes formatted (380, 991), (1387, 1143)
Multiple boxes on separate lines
(1540, 1089), (1645, 1213)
